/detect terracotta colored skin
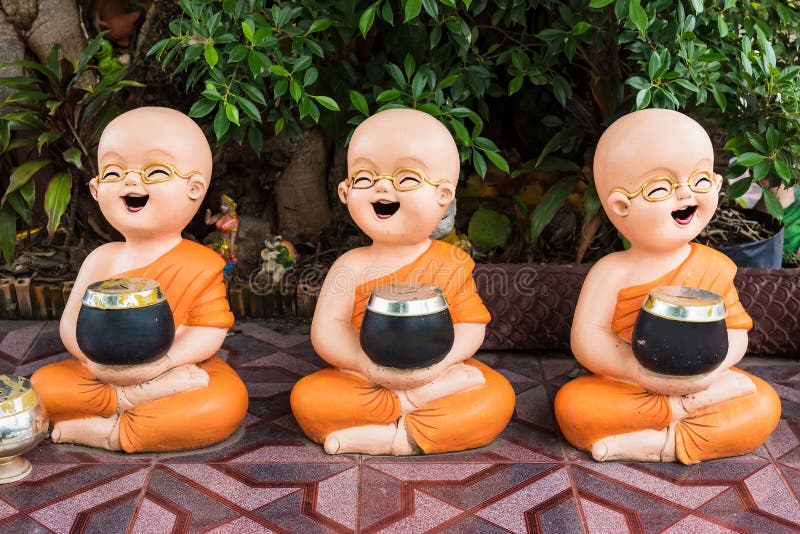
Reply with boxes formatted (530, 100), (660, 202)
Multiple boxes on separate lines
(555, 109), (780, 463)
(290, 109), (515, 455)
(30, 107), (248, 452)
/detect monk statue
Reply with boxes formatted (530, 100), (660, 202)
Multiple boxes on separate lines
(290, 108), (515, 455)
(31, 107), (249, 452)
(555, 108), (781, 464)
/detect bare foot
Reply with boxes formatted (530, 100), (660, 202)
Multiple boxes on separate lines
(52, 416), (122, 450)
(118, 364), (209, 410)
(403, 363), (485, 410)
(678, 370), (756, 415)
(324, 418), (416, 456)
(591, 426), (675, 462)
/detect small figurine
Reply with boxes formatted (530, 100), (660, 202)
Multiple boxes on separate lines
(30, 107), (249, 452)
(555, 109), (780, 464)
(205, 194), (240, 275)
(290, 108), (515, 456)
(257, 234), (296, 288)
(430, 198), (473, 256)
(86, 0), (141, 47)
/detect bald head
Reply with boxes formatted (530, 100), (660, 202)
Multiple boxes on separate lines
(99, 107), (213, 183)
(594, 108), (713, 199)
(348, 108), (460, 184)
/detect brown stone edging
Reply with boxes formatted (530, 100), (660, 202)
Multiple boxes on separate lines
(476, 264), (800, 356)
(2, 265), (797, 355)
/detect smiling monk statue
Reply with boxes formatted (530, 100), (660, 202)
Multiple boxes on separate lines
(290, 108), (515, 455)
(30, 107), (249, 452)
(555, 109), (781, 464)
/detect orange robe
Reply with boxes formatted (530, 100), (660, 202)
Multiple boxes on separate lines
(555, 244), (781, 464)
(290, 240), (515, 454)
(31, 240), (249, 452)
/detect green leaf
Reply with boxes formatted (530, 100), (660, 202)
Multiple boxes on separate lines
(213, 105), (230, 140)
(235, 95), (261, 122)
(627, 75), (649, 91)
(308, 18), (331, 33)
(589, 0), (615, 7)
(239, 82), (267, 105)
(717, 14), (728, 37)
(725, 176), (753, 199)
(570, 22), (591, 36)
(628, 0), (649, 36)
(359, 2), (379, 37)
(530, 176), (579, 243)
(376, 89), (403, 102)
(404, 53), (416, 80)
(36, 131), (61, 153)
(509, 74), (524, 95)
(449, 118), (471, 146)
(766, 128), (780, 151)
(311, 95), (340, 111)
(438, 74), (459, 89)
(6, 192), (31, 226)
(0, 204), (15, 264)
(242, 21), (255, 43)
(20, 179), (34, 208)
(773, 159), (791, 182)
(761, 188), (784, 222)
(752, 160), (770, 181)
(274, 117), (285, 136)
(204, 44), (219, 68)
(647, 52), (662, 80)
(483, 149), (509, 173)
(689, 0), (703, 14)
(349, 90), (369, 115)
(635, 87), (651, 108)
(711, 83), (727, 111)
(735, 152), (766, 167)
(248, 127), (264, 154)
(472, 150), (487, 177)
(270, 64), (291, 77)
(289, 78), (302, 102)
(44, 172), (71, 237)
(303, 66), (319, 86)
(468, 206), (512, 251)
(225, 102), (240, 125)
(3, 160), (49, 202)
(411, 72), (426, 100)
(404, 0), (422, 21)
(63, 147), (83, 170)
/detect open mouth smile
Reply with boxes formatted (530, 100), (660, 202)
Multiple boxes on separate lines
(123, 194), (149, 213)
(672, 205), (697, 226)
(372, 200), (400, 220)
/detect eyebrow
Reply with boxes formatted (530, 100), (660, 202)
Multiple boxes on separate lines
(99, 149), (176, 164)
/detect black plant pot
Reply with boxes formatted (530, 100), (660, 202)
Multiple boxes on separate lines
(719, 208), (784, 268)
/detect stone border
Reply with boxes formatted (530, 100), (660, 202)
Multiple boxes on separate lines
(4, 265), (797, 355)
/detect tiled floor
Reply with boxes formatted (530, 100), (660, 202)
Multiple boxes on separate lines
(0, 319), (799, 533)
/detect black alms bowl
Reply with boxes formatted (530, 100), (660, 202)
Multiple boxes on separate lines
(76, 278), (174, 366)
(360, 283), (454, 370)
(631, 286), (728, 376)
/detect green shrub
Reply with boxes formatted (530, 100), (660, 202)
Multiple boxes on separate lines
(0, 35), (142, 264)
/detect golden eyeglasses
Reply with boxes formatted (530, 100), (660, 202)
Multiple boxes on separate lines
(96, 162), (201, 184)
(611, 169), (716, 202)
(345, 167), (447, 191)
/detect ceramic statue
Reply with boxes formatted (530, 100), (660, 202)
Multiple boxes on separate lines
(555, 108), (781, 464)
(205, 193), (240, 275)
(30, 107), (248, 452)
(290, 108), (515, 455)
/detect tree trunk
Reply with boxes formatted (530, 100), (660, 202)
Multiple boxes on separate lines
(1, 0), (86, 64)
(274, 128), (331, 241)
(0, 16), (25, 101)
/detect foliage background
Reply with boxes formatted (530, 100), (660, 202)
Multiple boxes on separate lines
(1, 0), (799, 270)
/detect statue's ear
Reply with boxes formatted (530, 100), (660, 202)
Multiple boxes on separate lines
(436, 182), (455, 206)
(187, 175), (207, 201)
(337, 181), (349, 204)
(608, 191), (632, 218)
(89, 177), (99, 201)
(714, 172), (724, 193)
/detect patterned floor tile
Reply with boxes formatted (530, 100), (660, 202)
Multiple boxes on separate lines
(2, 320), (799, 533)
